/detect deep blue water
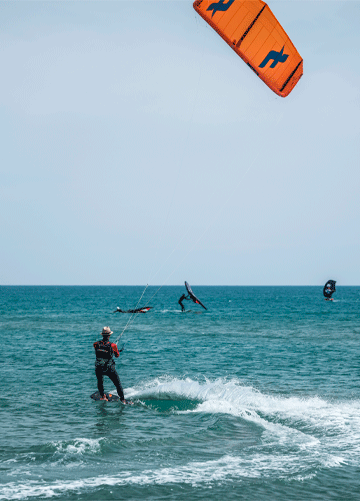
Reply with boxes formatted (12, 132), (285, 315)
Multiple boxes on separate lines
(1, 286), (360, 500)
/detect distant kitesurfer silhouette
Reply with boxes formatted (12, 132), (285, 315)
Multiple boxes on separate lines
(113, 306), (152, 313)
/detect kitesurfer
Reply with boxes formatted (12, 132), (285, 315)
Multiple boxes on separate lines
(93, 326), (126, 403)
(323, 280), (336, 301)
(113, 306), (152, 313)
(178, 294), (189, 312)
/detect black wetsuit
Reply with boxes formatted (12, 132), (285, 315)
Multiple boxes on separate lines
(93, 338), (124, 400)
(178, 294), (188, 312)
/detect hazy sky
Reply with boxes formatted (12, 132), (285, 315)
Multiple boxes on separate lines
(1, 0), (359, 286)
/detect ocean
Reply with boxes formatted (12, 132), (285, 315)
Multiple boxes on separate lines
(1, 285), (359, 501)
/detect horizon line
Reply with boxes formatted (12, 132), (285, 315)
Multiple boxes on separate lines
(0, 284), (357, 288)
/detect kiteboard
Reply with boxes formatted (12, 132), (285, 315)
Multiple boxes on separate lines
(90, 391), (133, 404)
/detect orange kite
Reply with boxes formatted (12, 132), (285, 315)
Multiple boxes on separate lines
(193, 0), (303, 97)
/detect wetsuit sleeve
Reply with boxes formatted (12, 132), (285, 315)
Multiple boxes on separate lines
(93, 342), (98, 351)
(111, 343), (120, 357)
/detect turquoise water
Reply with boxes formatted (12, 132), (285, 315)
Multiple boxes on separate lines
(1, 286), (360, 500)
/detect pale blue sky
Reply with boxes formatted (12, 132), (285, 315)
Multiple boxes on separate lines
(1, 1), (359, 285)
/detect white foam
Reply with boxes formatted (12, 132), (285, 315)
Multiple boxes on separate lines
(0, 454), (325, 500)
(52, 438), (103, 456)
(127, 376), (360, 466)
(2, 378), (358, 499)
(0, 446), (348, 501)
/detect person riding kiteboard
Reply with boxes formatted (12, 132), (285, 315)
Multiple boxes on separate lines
(323, 280), (336, 301)
(178, 282), (207, 312)
(113, 306), (152, 313)
(93, 326), (130, 403)
(178, 293), (190, 312)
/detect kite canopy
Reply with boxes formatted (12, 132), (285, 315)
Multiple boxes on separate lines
(193, 0), (303, 97)
(323, 280), (336, 299)
(185, 281), (207, 310)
